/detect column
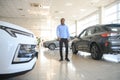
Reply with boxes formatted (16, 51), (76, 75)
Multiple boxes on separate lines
(75, 20), (77, 36)
(99, 6), (105, 24)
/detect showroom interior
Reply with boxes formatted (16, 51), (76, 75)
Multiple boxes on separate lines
(0, 0), (120, 80)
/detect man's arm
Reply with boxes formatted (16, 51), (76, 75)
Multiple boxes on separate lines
(56, 26), (61, 40)
(66, 26), (70, 40)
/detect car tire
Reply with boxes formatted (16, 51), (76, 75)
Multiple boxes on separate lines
(90, 44), (103, 60)
(72, 44), (78, 54)
(48, 44), (56, 50)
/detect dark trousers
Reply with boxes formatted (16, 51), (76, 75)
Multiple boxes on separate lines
(59, 38), (69, 59)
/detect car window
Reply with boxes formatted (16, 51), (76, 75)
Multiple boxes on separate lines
(87, 27), (95, 36)
(94, 27), (101, 33)
(87, 30), (92, 36)
(79, 27), (95, 38)
(105, 26), (120, 32)
(87, 29), (93, 36)
(79, 30), (87, 38)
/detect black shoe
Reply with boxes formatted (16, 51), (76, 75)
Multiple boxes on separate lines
(65, 58), (70, 62)
(59, 59), (63, 61)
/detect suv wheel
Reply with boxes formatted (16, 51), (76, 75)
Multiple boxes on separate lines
(48, 44), (56, 50)
(72, 44), (78, 54)
(90, 44), (103, 60)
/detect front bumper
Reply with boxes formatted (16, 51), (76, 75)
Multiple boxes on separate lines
(0, 57), (37, 74)
(0, 44), (38, 74)
(102, 45), (120, 54)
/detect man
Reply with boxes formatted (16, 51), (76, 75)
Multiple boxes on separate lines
(56, 18), (70, 62)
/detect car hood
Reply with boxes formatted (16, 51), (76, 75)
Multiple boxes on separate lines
(72, 38), (80, 42)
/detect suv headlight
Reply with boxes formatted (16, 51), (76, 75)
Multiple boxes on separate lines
(12, 44), (38, 64)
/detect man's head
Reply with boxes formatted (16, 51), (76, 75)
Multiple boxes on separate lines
(60, 18), (65, 25)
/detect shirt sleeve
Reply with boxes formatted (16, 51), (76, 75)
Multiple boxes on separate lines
(66, 26), (70, 39)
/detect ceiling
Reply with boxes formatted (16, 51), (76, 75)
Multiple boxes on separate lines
(0, 0), (117, 21)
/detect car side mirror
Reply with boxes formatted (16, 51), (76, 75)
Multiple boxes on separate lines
(77, 36), (82, 39)
(74, 36), (77, 38)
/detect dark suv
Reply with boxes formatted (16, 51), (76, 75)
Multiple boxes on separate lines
(71, 24), (120, 60)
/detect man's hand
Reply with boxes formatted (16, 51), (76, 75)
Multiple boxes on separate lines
(57, 37), (61, 41)
(67, 39), (70, 42)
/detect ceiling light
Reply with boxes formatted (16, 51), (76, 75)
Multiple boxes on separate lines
(65, 3), (72, 6)
(41, 12), (49, 15)
(72, 15), (77, 18)
(55, 17), (59, 19)
(18, 8), (23, 11)
(21, 15), (25, 16)
(30, 3), (42, 7)
(80, 9), (86, 12)
(54, 11), (59, 13)
(28, 9), (49, 15)
(59, 11), (64, 14)
(42, 6), (50, 9)
(91, 0), (100, 3)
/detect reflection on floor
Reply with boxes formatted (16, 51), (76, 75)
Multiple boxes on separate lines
(3, 47), (120, 80)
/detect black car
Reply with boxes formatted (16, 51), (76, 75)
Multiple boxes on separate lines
(71, 24), (120, 60)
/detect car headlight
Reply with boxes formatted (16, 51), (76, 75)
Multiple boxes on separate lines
(12, 44), (38, 64)
(0, 26), (33, 38)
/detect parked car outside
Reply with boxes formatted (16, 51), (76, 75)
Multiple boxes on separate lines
(43, 37), (75, 50)
(0, 21), (38, 74)
(71, 24), (120, 60)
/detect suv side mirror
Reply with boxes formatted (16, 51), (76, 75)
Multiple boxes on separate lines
(74, 36), (77, 38)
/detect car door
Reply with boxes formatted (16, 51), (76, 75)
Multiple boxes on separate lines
(83, 27), (96, 51)
(76, 27), (95, 51)
(76, 29), (88, 51)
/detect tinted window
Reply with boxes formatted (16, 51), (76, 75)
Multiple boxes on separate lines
(94, 27), (101, 33)
(79, 30), (87, 38)
(87, 27), (95, 36)
(79, 27), (95, 38)
(105, 26), (120, 32)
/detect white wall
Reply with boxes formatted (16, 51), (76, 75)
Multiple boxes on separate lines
(0, 17), (75, 41)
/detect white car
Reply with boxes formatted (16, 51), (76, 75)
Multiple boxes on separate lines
(0, 21), (38, 74)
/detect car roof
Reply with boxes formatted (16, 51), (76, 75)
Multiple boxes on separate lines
(86, 24), (120, 29)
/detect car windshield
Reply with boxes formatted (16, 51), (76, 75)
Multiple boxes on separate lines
(105, 25), (120, 32)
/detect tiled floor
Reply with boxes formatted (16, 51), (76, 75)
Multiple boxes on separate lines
(3, 48), (120, 80)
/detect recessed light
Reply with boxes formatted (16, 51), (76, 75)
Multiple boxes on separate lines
(30, 3), (42, 7)
(18, 8), (23, 11)
(80, 9), (86, 12)
(91, 0), (100, 3)
(55, 17), (59, 19)
(65, 3), (72, 6)
(54, 11), (59, 13)
(21, 15), (25, 16)
(59, 11), (64, 14)
(72, 15), (77, 18)
(42, 6), (50, 9)
(54, 11), (64, 14)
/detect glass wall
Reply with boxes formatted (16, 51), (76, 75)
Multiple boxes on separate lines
(77, 1), (120, 35)
(77, 13), (99, 35)
(104, 2), (120, 23)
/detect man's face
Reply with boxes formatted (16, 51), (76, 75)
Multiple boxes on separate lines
(61, 18), (65, 25)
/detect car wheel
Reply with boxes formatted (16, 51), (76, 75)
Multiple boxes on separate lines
(90, 44), (103, 60)
(48, 44), (56, 50)
(72, 44), (78, 54)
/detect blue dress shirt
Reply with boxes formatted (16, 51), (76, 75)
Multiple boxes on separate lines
(56, 24), (70, 39)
